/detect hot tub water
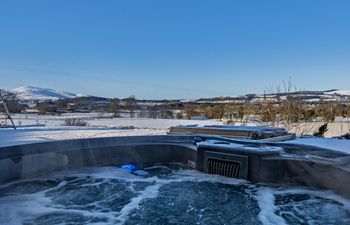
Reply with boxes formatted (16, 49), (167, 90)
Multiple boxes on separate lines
(0, 165), (349, 225)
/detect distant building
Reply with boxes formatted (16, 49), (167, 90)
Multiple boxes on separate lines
(23, 108), (40, 114)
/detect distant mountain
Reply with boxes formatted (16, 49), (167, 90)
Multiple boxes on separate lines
(12, 86), (86, 101)
(11, 86), (350, 103)
(196, 89), (350, 103)
(327, 90), (350, 96)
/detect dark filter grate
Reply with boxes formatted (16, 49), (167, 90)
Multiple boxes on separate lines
(207, 158), (241, 178)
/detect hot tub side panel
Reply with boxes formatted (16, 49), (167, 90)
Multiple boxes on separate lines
(0, 136), (196, 183)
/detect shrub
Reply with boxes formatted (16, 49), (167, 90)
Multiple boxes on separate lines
(64, 118), (88, 126)
(176, 112), (184, 119)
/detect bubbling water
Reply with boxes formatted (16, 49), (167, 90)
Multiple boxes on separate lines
(0, 165), (349, 225)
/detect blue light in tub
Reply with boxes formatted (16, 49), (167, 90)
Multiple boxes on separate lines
(120, 164), (137, 170)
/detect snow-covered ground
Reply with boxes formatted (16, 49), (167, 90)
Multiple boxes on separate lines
(1, 113), (350, 154)
(284, 137), (350, 154)
(0, 126), (168, 147)
(0, 114), (223, 147)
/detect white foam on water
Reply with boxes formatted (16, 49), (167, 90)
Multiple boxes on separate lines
(272, 187), (350, 211)
(0, 179), (117, 225)
(116, 181), (164, 224)
(171, 168), (249, 185)
(0, 179), (67, 225)
(112, 167), (250, 224)
(1, 166), (350, 225)
(254, 186), (350, 225)
(69, 166), (249, 189)
(0, 166), (251, 225)
(255, 187), (288, 225)
(0, 194), (51, 225)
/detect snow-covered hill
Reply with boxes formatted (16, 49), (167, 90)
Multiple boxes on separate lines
(328, 90), (350, 96)
(197, 89), (350, 103)
(11, 86), (350, 103)
(12, 86), (84, 101)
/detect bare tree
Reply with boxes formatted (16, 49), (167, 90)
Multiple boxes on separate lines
(109, 98), (120, 118)
(0, 89), (19, 129)
(125, 96), (136, 118)
(0, 90), (22, 112)
(185, 106), (197, 119)
(317, 102), (336, 123)
(211, 104), (225, 121)
(176, 112), (184, 119)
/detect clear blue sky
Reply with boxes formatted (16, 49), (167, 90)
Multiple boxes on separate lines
(1, 0), (350, 99)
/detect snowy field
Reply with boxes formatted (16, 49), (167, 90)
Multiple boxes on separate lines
(0, 113), (224, 147)
(1, 113), (350, 154)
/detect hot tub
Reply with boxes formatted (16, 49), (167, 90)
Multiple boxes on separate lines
(0, 135), (349, 224)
